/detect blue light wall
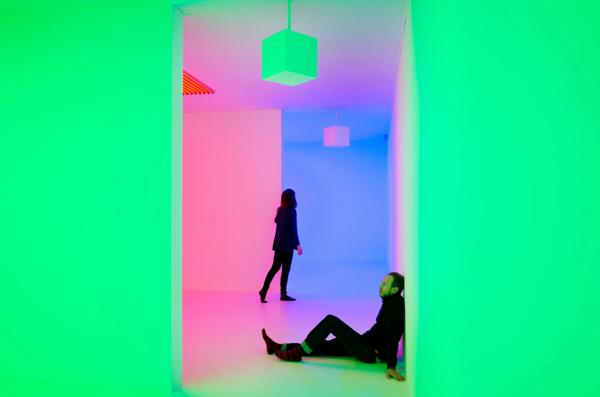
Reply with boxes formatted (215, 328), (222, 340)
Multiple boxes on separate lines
(282, 137), (389, 297)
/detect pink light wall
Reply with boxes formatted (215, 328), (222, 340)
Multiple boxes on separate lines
(183, 110), (282, 291)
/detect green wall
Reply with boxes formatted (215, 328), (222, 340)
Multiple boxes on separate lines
(0, 1), (180, 395)
(410, 1), (600, 396)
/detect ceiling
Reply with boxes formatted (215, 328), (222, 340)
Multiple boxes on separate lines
(182, 0), (407, 141)
(282, 108), (392, 143)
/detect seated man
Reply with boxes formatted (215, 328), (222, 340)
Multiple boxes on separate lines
(261, 272), (405, 381)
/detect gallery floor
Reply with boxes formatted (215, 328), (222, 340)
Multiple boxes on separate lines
(183, 289), (407, 397)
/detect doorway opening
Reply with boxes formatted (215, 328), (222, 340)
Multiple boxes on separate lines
(173, 1), (411, 395)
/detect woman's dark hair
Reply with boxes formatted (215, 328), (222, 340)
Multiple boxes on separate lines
(388, 272), (404, 293)
(280, 189), (297, 208)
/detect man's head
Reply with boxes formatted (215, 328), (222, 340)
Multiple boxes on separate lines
(379, 272), (404, 298)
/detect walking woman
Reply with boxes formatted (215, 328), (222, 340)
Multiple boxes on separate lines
(259, 189), (303, 303)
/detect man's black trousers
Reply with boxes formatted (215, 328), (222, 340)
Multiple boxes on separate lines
(301, 314), (377, 363)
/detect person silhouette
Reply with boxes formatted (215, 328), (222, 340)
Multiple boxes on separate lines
(259, 189), (303, 302)
(261, 272), (405, 382)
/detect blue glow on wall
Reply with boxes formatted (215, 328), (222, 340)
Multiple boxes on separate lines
(282, 137), (389, 297)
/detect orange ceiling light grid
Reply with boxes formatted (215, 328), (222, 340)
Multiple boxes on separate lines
(183, 70), (215, 95)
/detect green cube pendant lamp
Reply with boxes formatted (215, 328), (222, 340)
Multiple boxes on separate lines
(262, 0), (318, 86)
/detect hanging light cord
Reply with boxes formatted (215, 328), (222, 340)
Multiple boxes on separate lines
(288, 0), (292, 30)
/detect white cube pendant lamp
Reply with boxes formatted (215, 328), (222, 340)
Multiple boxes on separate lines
(324, 110), (350, 147)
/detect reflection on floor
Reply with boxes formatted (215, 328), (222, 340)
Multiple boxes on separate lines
(183, 291), (407, 397)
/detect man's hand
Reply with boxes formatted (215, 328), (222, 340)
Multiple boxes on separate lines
(386, 368), (405, 382)
(297, 245), (303, 255)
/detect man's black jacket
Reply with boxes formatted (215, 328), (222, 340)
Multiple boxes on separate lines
(362, 292), (405, 369)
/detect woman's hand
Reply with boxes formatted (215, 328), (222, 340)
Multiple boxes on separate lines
(297, 245), (303, 255)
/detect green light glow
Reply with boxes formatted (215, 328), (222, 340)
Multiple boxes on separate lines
(262, 29), (318, 87)
(408, 1), (600, 397)
(0, 1), (179, 396)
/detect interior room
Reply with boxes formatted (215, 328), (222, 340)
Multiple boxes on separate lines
(1, 1), (598, 397)
(180, 1), (408, 395)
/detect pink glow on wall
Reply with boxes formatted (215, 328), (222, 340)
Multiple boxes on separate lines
(183, 110), (282, 292)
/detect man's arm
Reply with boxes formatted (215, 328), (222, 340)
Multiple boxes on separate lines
(384, 333), (401, 371)
(384, 301), (405, 374)
(383, 319), (401, 370)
